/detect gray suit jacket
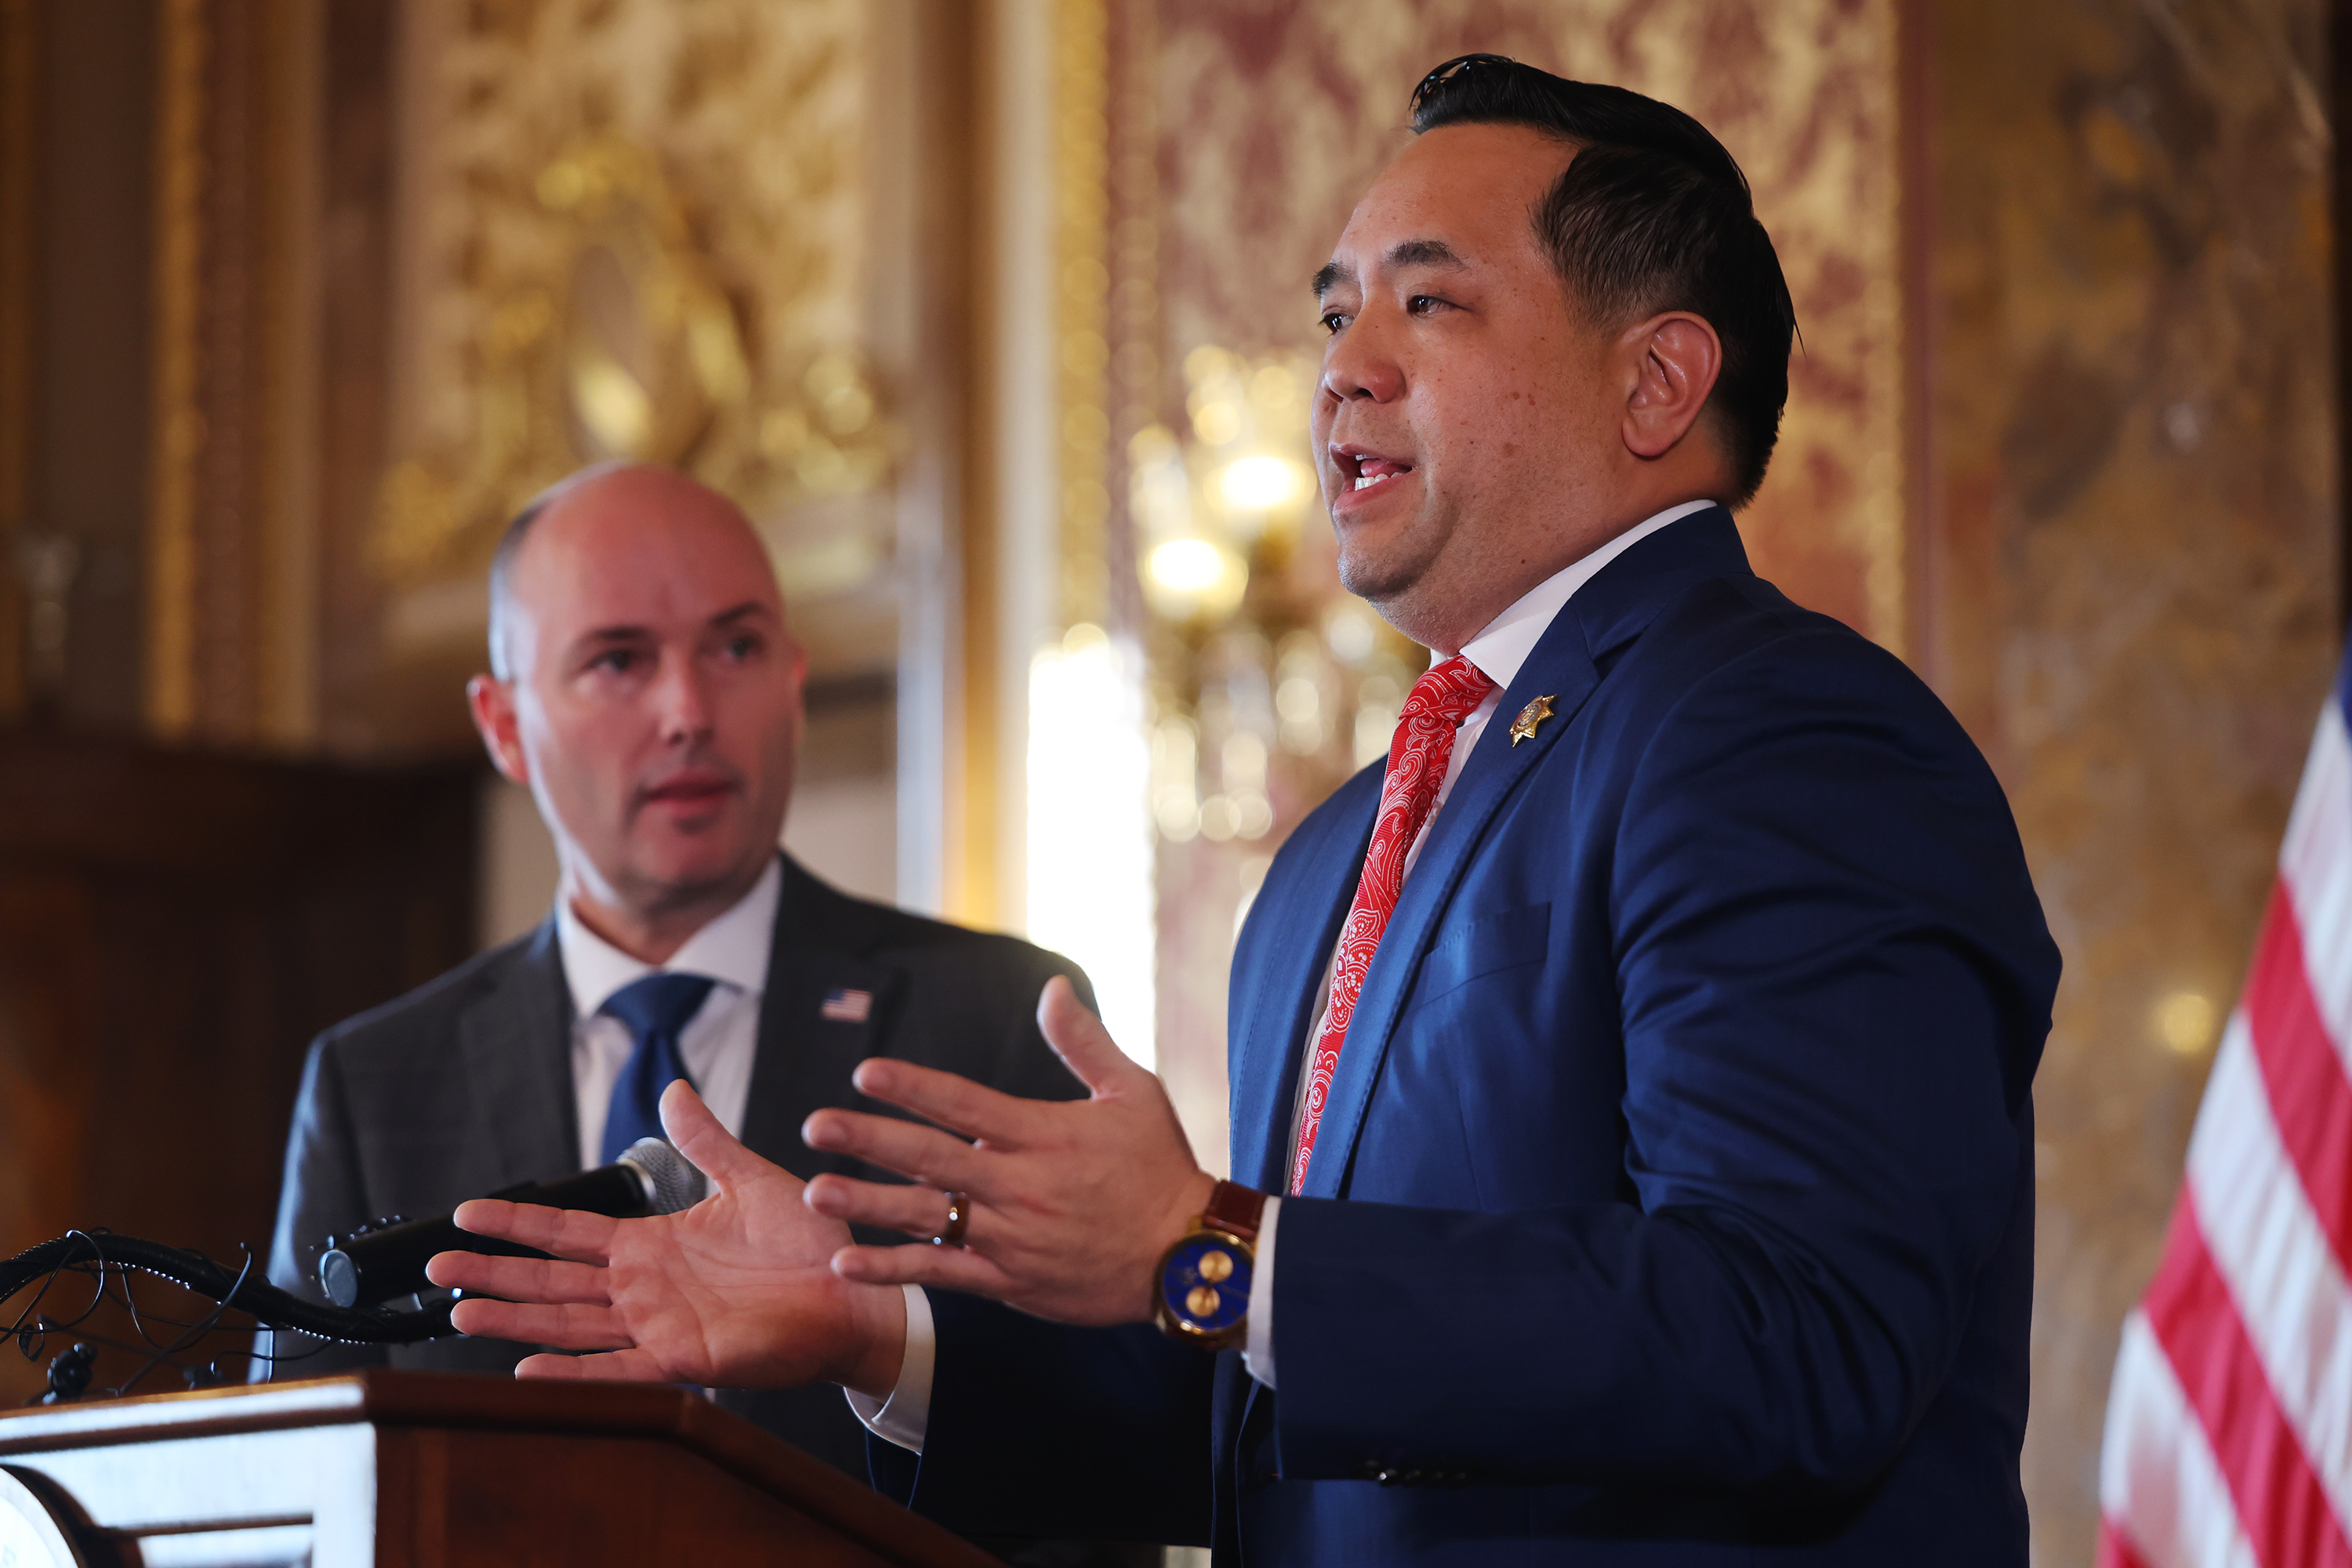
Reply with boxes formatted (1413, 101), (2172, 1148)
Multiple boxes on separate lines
(263, 853), (1093, 1479)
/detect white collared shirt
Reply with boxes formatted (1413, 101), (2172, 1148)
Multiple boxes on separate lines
(1426, 496), (1717, 829)
(557, 856), (781, 1168)
(855, 500), (1720, 1450)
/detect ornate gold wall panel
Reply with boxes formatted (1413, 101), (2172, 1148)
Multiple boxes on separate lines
(143, 0), (320, 747)
(381, 0), (891, 630)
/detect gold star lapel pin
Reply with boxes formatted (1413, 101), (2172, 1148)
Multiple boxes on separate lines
(1508, 694), (1556, 746)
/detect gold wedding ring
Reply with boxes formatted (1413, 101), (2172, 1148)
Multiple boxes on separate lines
(933, 1190), (971, 1247)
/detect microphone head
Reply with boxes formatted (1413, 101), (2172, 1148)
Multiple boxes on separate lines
(320, 1249), (360, 1309)
(617, 1138), (707, 1214)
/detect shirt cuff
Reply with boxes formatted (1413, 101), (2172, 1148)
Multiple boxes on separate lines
(1242, 1194), (1280, 1388)
(844, 1283), (934, 1454)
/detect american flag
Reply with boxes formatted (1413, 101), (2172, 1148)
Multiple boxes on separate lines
(820, 987), (873, 1023)
(2100, 653), (2352, 1568)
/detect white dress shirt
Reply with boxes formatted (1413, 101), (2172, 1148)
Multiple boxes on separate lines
(557, 856), (781, 1167)
(855, 499), (1719, 1450)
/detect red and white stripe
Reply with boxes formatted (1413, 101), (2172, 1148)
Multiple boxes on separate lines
(2100, 689), (2352, 1568)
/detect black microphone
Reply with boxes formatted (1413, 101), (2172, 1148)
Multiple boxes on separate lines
(317, 1138), (706, 1309)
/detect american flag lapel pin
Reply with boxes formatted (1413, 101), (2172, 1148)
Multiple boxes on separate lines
(820, 986), (873, 1023)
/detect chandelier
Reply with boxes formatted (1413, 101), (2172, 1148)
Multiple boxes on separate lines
(1134, 347), (1422, 860)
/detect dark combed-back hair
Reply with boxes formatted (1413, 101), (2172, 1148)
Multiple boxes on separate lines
(1410, 54), (1797, 505)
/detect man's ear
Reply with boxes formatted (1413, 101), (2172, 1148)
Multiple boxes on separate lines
(1620, 311), (1723, 461)
(466, 674), (530, 785)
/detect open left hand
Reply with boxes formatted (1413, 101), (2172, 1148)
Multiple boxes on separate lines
(800, 975), (1218, 1326)
(426, 1080), (908, 1396)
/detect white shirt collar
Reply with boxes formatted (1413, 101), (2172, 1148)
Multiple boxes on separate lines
(1454, 499), (1719, 689)
(555, 855), (781, 1019)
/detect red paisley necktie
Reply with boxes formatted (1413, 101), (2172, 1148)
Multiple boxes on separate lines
(1290, 655), (1497, 1194)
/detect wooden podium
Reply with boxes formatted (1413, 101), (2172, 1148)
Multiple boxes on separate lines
(0, 1370), (1000, 1566)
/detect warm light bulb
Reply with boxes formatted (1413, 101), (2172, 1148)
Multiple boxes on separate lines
(1149, 539), (1229, 593)
(2154, 990), (2218, 1055)
(1217, 455), (1305, 512)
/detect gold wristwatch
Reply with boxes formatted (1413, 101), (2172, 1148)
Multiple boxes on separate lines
(1152, 1180), (1267, 1350)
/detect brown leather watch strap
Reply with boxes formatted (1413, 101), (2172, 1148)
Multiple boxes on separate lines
(1201, 1179), (1267, 1243)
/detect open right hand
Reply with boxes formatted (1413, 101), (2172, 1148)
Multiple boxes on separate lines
(426, 1080), (908, 1397)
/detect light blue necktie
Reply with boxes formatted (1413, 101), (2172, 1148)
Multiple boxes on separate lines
(598, 972), (717, 1165)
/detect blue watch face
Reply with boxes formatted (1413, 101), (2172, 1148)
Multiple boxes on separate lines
(1161, 1234), (1252, 1334)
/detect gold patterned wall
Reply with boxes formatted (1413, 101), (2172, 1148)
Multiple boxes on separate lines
(377, 0), (896, 724)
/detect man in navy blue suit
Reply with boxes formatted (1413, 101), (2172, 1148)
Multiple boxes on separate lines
(434, 56), (2059, 1565)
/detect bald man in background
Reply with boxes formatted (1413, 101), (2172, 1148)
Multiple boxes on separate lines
(261, 465), (1105, 1526)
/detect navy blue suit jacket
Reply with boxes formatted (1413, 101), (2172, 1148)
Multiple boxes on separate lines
(875, 509), (2059, 1565)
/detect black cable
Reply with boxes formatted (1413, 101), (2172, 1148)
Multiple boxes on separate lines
(104, 1247), (252, 1398)
(3, 1229), (102, 1346)
(0, 1233), (457, 1348)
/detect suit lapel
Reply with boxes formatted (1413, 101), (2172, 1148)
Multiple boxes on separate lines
(1224, 775), (1378, 1192)
(1296, 506), (1755, 1199)
(737, 857), (898, 1182)
(456, 918), (579, 1185)
(1219, 800), (1374, 1471)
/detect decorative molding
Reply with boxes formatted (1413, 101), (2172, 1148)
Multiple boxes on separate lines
(1053, 0), (1112, 633)
(1102, 0), (1156, 637)
(0, 0), (38, 712)
(189, 0), (260, 735)
(144, 0), (206, 740)
(145, 0), (321, 746)
(254, 0), (321, 750)
(136, 0), (336, 747)
(942, 0), (1038, 934)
